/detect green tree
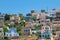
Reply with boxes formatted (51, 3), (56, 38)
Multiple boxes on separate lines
(17, 27), (22, 35)
(18, 31), (22, 35)
(31, 17), (36, 21)
(3, 28), (8, 35)
(4, 14), (10, 21)
(4, 37), (9, 40)
(19, 15), (26, 27)
(0, 38), (4, 40)
(50, 17), (54, 21)
(35, 32), (41, 37)
(41, 10), (45, 12)
(45, 35), (50, 39)
(20, 20), (26, 27)
(52, 30), (56, 35)
(5, 21), (10, 26)
(34, 25), (42, 30)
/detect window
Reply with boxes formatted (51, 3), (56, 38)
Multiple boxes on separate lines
(42, 35), (45, 37)
(50, 12), (56, 17)
(14, 34), (17, 36)
(24, 29), (30, 32)
(45, 27), (49, 30)
(10, 34), (11, 36)
(59, 34), (60, 37)
(6, 34), (8, 36)
(24, 30), (27, 32)
(41, 20), (44, 22)
(0, 31), (2, 33)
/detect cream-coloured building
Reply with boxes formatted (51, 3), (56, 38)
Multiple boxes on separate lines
(0, 27), (4, 38)
(40, 12), (46, 20)
(10, 15), (16, 21)
(51, 20), (60, 31)
(0, 14), (5, 26)
(53, 31), (60, 40)
(31, 10), (38, 19)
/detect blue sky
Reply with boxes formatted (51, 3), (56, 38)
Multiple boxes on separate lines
(0, 0), (60, 16)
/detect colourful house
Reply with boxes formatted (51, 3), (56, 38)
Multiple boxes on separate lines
(22, 27), (32, 35)
(5, 27), (19, 37)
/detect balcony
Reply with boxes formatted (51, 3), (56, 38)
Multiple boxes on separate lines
(53, 24), (60, 26)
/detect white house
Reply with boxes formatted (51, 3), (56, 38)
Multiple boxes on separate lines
(5, 27), (19, 37)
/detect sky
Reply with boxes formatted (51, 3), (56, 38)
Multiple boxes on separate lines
(0, 0), (60, 16)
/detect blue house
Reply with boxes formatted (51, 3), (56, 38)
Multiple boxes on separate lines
(5, 27), (19, 37)
(41, 26), (52, 39)
(50, 12), (56, 17)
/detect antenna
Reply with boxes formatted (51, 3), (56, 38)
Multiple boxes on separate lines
(47, 6), (48, 12)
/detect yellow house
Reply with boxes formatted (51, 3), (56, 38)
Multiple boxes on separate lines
(10, 15), (16, 21)
(10, 14), (21, 23)
(16, 15), (21, 23)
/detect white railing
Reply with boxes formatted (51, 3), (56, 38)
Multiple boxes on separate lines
(53, 24), (60, 26)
